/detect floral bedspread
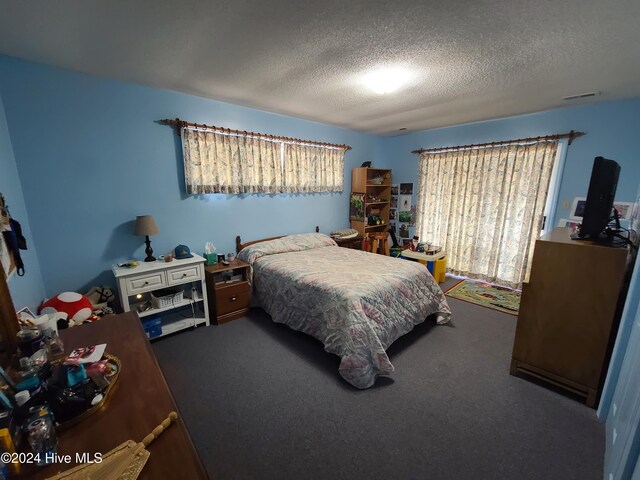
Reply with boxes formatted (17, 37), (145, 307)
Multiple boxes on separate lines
(238, 233), (451, 389)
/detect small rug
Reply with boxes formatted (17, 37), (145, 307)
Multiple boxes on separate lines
(445, 280), (520, 315)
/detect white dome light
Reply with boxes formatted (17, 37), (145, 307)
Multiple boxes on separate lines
(364, 67), (410, 94)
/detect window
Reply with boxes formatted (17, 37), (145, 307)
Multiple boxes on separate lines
(415, 140), (559, 288)
(181, 126), (347, 194)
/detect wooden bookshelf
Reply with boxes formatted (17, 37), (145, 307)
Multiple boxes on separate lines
(349, 168), (392, 237)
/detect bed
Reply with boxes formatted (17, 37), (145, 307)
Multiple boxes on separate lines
(236, 233), (451, 388)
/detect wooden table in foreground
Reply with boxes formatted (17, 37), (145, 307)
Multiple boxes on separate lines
(27, 312), (208, 479)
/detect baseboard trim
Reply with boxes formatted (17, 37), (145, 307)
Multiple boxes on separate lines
(510, 359), (598, 407)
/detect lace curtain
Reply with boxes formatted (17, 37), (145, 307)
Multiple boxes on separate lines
(415, 140), (558, 288)
(182, 127), (344, 194)
(283, 143), (344, 193)
(182, 128), (283, 194)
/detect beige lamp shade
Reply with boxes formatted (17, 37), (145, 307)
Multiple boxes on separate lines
(134, 215), (159, 236)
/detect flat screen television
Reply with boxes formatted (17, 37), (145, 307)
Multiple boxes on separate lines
(575, 156), (621, 240)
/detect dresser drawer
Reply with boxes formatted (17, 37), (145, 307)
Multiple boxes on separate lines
(215, 282), (250, 316)
(167, 265), (201, 286)
(126, 272), (167, 295)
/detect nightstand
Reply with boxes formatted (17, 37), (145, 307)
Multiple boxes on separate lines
(205, 259), (251, 324)
(333, 236), (364, 250)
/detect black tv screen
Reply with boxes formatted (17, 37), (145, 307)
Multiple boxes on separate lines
(579, 156), (620, 238)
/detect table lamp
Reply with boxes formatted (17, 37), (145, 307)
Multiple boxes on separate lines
(134, 215), (159, 262)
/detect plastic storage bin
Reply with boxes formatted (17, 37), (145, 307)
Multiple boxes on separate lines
(151, 288), (183, 309)
(142, 315), (162, 339)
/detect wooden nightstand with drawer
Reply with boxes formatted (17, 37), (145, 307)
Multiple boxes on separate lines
(205, 259), (251, 324)
(333, 235), (364, 250)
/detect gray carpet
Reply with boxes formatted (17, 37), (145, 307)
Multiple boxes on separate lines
(153, 277), (604, 480)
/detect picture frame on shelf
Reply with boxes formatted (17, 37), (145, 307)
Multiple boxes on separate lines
(570, 197), (586, 219)
(391, 184), (399, 196)
(400, 183), (413, 195)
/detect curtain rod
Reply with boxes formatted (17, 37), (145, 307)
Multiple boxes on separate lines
(160, 118), (352, 151)
(411, 130), (585, 155)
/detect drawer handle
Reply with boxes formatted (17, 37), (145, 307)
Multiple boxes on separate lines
(230, 296), (237, 302)
(144, 281), (149, 285)
(181, 273), (187, 278)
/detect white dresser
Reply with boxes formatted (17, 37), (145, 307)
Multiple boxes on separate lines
(112, 254), (210, 338)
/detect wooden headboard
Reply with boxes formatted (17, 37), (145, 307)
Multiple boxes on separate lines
(236, 226), (320, 253)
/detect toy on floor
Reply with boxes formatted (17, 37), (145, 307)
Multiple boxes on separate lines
(40, 292), (93, 327)
(85, 286), (115, 312)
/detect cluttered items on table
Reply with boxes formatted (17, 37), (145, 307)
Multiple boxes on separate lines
(404, 235), (442, 254)
(0, 313), (119, 474)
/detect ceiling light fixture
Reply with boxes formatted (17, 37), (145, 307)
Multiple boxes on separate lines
(364, 67), (410, 94)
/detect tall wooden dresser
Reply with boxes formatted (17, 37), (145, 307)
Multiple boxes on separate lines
(511, 227), (631, 407)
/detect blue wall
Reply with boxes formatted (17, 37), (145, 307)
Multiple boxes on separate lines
(0, 92), (45, 310)
(3, 51), (640, 477)
(0, 56), (377, 297)
(1, 52), (639, 309)
(377, 98), (640, 230)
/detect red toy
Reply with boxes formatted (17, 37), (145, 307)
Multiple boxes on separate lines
(40, 292), (93, 325)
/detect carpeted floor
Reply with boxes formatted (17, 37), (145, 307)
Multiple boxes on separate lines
(152, 276), (604, 480)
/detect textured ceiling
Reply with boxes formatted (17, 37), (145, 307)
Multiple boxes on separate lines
(0, 0), (639, 135)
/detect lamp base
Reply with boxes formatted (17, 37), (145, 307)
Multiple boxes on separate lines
(144, 235), (156, 262)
